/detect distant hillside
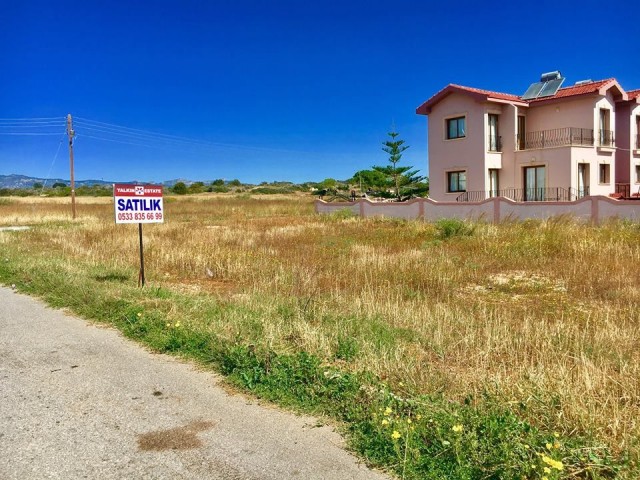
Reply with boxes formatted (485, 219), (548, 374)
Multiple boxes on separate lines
(0, 174), (115, 189)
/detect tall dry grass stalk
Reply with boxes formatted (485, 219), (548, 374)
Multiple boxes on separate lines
(1, 195), (638, 459)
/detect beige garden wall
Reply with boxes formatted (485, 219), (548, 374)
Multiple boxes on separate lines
(316, 197), (640, 223)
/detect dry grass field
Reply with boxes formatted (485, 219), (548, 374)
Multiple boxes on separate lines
(1, 193), (638, 478)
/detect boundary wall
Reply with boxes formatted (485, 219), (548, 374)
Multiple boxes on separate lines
(315, 196), (640, 223)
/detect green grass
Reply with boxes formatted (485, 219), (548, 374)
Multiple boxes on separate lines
(0, 241), (629, 479)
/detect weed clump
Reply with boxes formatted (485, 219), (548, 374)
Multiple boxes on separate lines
(435, 218), (476, 239)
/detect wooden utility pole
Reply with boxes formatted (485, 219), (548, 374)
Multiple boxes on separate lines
(66, 114), (77, 219)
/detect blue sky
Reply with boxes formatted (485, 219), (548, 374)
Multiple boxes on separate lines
(1, 0), (639, 184)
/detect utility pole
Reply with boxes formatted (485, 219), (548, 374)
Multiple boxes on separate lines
(66, 114), (77, 219)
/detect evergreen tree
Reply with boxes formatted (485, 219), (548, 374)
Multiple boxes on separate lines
(372, 130), (427, 201)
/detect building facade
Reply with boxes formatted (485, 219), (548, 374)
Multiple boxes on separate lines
(417, 77), (640, 202)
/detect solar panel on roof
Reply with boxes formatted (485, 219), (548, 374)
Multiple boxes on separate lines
(537, 78), (565, 98)
(522, 82), (545, 100)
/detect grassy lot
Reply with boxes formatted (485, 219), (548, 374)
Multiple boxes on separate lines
(1, 194), (638, 479)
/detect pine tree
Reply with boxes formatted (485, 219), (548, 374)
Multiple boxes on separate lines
(372, 131), (426, 201)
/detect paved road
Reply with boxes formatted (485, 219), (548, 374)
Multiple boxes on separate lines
(0, 287), (389, 480)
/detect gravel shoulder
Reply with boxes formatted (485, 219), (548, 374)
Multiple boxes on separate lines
(0, 286), (390, 480)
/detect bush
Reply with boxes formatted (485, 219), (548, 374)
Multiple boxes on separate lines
(172, 182), (187, 195)
(435, 218), (476, 239)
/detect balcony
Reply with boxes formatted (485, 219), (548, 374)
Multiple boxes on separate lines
(488, 134), (502, 152)
(598, 130), (615, 148)
(456, 186), (589, 203)
(516, 127), (594, 150)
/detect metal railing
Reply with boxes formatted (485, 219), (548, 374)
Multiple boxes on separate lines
(516, 127), (594, 150)
(456, 186), (589, 203)
(488, 134), (502, 152)
(615, 183), (631, 198)
(598, 130), (615, 147)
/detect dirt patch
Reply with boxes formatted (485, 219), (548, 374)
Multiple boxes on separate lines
(137, 420), (215, 451)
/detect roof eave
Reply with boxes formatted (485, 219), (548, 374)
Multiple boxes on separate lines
(489, 98), (528, 107)
(416, 85), (523, 115)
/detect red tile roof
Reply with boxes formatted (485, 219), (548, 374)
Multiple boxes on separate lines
(628, 89), (640, 100)
(448, 84), (523, 102)
(416, 78), (633, 114)
(527, 78), (615, 103)
(416, 84), (525, 115)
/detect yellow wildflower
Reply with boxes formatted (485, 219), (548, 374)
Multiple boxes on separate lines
(554, 432), (560, 438)
(384, 407), (393, 415)
(544, 467), (551, 473)
(381, 419), (389, 426)
(137, 312), (142, 317)
(175, 321), (181, 327)
(554, 441), (560, 449)
(546, 442), (553, 449)
(407, 419), (412, 424)
(542, 455), (564, 471)
(391, 430), (401, 440)
(416, 414), (422, 420)
(542, 477), (548, 480)
(166, 323), (171, 328)
(452, 424), (463, 433)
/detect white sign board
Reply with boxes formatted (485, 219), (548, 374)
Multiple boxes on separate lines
(114, 184), (164, 224)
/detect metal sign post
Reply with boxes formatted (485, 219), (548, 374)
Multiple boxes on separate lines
(113, 184), (164, 287)
(138, 223), (146, 287)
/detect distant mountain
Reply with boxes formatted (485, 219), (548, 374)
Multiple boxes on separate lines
(0, 174), (116, 189)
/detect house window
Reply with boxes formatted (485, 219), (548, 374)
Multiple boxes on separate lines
(635, 165), (640, 183)
(599, 164), (610, 184)
(447, 171), (466, 192)
(488, 114), (500, 151)
(517, 116), (526, 150)
(488, 169), (499, 197)
(446, 117), (466, 139)
(636, 116), (640, 149)
(524, 166), (545, 201)
(599, 108), (612, 146)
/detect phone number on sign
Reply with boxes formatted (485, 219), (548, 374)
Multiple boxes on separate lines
(117, 212), (163, 221)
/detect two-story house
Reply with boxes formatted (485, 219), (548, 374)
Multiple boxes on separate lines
(416, 73), (640, 202)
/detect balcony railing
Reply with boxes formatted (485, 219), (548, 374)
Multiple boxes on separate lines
(516, 127), (594, 150)
(598, 130), (615, 147)
(488, 134), (502, 152)
(456, 186), (589, 203)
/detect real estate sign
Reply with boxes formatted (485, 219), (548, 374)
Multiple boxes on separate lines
(113, 184), (164, 224)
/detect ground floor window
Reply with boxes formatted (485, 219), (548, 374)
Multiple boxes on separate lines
(488, 169), (499, 197)
(599, 164), (610, 184)
(635, 165), (640, 183)
(447, 171), (466, 192)
(524, 165), (545, 201)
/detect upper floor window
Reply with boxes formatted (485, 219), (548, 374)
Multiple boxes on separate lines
(636, 116), (640, 149)
(488, 114), (500, 151)
(446, 117), (466, 139)
(599, 108), (613, 146)
(447, 170), (466, 192)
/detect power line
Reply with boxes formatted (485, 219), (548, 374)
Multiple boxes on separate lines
(0, 116), (64, 121)
(74, 123), (214, 148)
(74, 116), (315, 155)
(0, 121), (66, 126)
(0, 132), (66, 136)
(77, 134), (171, 149)
(40, 133), (66, 193)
